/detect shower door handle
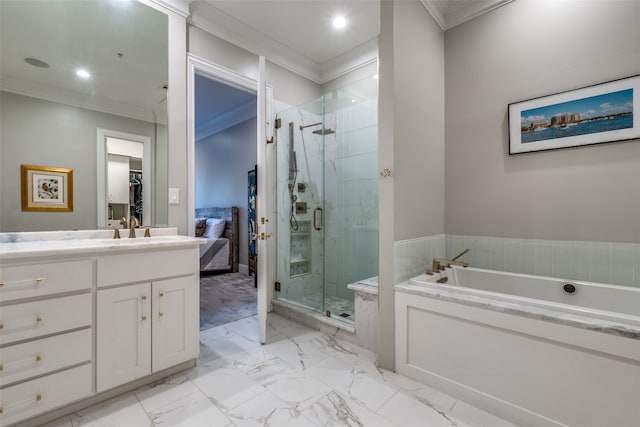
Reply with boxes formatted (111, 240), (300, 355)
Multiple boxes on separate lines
(313, 207), (323, 230)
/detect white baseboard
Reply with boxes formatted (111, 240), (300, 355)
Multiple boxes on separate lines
(238, 264), (248, 275)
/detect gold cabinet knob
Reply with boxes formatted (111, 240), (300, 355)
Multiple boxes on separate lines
(141, 315), (147, 320)
(36, 315), (43, 323)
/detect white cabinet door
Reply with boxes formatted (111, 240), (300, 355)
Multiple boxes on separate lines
(152, 276), (199, 372)
(107, 154), (130, 204)
(97, 283), (151, 392)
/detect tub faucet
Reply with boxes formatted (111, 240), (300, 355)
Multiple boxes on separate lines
(129, 217), (139, 238)
(426, 249), (470, 275)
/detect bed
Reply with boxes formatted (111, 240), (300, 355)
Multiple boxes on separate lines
(195, 206), (239, 273)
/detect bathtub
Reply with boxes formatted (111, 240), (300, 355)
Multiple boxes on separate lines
(395, 267), (640, 427)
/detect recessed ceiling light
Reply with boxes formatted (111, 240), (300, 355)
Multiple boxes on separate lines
(24, 57), (50, 68)
(76, 69), (91, 79)
(332, 16), (347, 29)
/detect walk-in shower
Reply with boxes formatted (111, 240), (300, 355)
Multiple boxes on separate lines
(275, 76), (378, 324)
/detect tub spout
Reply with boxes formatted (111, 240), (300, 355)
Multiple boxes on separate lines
(426, 249), (470, 275)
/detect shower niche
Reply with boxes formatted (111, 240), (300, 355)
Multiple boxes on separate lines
(290, 221), (311, 277)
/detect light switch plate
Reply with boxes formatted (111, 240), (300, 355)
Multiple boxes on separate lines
(169, 188), (180, 205)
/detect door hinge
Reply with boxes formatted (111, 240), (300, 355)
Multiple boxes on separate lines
(275, 118), (281, 129)
(274, 281), (281, 292)
(266, 136), (274, 144)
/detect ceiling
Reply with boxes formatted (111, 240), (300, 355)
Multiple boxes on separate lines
(190, 0), (514, 84)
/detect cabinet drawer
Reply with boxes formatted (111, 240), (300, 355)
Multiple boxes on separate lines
(97, 247), (198, 287)
(0, 363), (92, 426)
(0, 259), (92, 303)
(0, 329), (91, 387)
(0, 293), (91, 346)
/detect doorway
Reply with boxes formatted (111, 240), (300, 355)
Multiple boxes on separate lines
(194, 72), (258, 330)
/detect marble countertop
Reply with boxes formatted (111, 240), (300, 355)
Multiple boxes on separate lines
(0, 228), (204, 260)
(347, 276), (379, 295)
(396, 282), (640, 340)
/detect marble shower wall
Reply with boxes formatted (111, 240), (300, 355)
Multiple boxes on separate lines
(332, 98), (379, 301)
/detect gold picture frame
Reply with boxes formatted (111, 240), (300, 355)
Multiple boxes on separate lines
(21, 164), (73, 212)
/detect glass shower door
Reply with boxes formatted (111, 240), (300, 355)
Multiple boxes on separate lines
(275, 96), (326, 314)
(275, 74), (378, 324)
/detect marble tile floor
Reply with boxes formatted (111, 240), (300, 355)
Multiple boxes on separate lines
(44, 314), (516, 427)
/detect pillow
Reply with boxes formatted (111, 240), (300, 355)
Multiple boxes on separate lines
(194, 217), (207, 237)
(203, 218), (226, 238)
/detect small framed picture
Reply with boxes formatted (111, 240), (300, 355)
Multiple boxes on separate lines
(21, 164), (73, 212)
(509, 75), (640, 154)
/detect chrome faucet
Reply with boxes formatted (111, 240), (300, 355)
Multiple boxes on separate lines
(129, 217), (139, 238)
(426, 249), (470, 275)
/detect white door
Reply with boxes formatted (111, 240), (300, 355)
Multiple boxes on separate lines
(96, 283), (151, 392)
(256, 56), (270, 344)
(152, 276), (199, 371)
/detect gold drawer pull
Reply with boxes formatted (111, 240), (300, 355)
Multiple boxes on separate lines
(0, 277), (46, 288)
(0, 354), (43, 372)
(0, 393), (43, 415)
(0, 316), (42, 332)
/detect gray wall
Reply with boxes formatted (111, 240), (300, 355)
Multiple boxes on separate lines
(445, 0), (640, 243)
(188, 26), (322, 107)
(195, 118), (257, 266)
(377, 0), (445, 370)
(0, 91), (159, 232)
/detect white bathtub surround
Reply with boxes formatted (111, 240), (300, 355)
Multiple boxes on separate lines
(348, 276), (379, 352)
(394, 234), (446, 283)
(395, 268), (640, 426)
(447, 234), (640, 288)
(43, 314), (515, 427)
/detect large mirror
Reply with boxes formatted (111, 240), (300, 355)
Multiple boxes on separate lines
(0, 0), (168, 232)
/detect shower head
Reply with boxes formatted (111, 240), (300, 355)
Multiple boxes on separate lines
(299, 122), (336, 135)
(312, 127), (335, 135)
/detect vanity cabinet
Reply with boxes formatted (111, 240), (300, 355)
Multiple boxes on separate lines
(0, 236), (201, 426)
(96, 248), (199, 393)
(0, 259), (93, 426)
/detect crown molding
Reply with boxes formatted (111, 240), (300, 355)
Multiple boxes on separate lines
(420, 0), (514, 31)
(188, 0), (377, 85)
(189, 1), (322, 83)
(445, 0), (514, 29)
(195, 98), (256, 141)
(320, 38), (378, 85)
(420, 0), (446, 30)
(1, 76), (167, 125)
(147, 0), (191, 17)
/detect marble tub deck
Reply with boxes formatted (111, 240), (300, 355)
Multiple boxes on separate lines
(43, 314), (515, 427)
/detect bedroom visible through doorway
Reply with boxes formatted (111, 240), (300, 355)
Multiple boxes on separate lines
(193, 73), (258, 330)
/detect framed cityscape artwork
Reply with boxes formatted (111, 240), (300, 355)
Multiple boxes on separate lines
(509, 75), (639, 154)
